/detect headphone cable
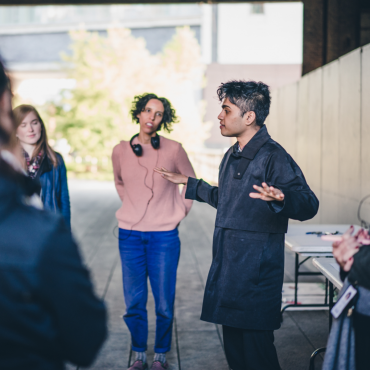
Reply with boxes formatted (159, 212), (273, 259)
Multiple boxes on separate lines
(112, 149), (159, 242)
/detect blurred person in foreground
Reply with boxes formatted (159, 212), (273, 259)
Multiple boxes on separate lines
(112, 93), (195, 370)
(13, 104), (71, 228)
(0, 61), (107, 370)
(323, 227), (370, 370)
(155, 80), (319, 370)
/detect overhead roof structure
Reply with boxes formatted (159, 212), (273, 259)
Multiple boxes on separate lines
(0, 0), (369, 75)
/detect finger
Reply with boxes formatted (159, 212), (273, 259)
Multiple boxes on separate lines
(262, 182), (270, 191)
(343, 258), (354, 272)
(253, 184), (265, 193)
(342, 246), (360, 262)
(322, 235), (343, 242)
(249, 192), (263, 199)
(344, 226), (354, 238)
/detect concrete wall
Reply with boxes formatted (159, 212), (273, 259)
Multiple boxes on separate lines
(265, 43), (370, 225)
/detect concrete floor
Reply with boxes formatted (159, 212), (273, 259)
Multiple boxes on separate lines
(66, 180), (330, 370)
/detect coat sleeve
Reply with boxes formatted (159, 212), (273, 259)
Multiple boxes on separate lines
(175, 144), (196, 215)
(185, 177), (219, 209)
(265, 149), (319, 221)
(348, 246), (370, 290)
(57, 156), (71, 229)
(38, 218), (107, 367)
(112, 144), (124, 201)
(184, 148), (231, 209)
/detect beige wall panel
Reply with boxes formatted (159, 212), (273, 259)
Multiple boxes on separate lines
(295, 75), (309, 174)
(278, 83), (298, 160)
(321, 191), (340, 223)
(321, 60), (340, 223)
(361, 44), (370, 203)
(337, 198), (360, 225)
(306, 68), (323, 194)
(266, 89), (279, 140)
(338, 49), (361, 221)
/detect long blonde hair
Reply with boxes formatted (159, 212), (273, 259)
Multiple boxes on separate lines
(13, 104), (58, 167)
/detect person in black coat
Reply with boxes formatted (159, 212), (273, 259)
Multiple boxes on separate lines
(0, 60), (107, 370)
(155, 80), (319, 370)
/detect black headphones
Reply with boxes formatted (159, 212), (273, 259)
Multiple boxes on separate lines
(130, 133), (160, 157)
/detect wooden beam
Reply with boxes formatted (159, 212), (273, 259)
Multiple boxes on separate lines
(302, 0), (326, 75)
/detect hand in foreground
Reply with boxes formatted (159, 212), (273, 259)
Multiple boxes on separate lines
(154, 167), (188, 185)
(331, 226), (370, 271)
(249, 182), (284, 202)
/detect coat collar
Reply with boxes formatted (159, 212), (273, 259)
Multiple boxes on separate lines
(233, 125), (271, 159)
(38, 155), (53, 177)
(232, 125), (271, 180)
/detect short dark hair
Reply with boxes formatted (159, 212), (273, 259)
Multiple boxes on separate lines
(130, 93), (178, 133)
(217, 80), (271, 127)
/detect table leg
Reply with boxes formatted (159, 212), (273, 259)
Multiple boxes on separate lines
(294, 252), (299, 304)
(329, 281), (334, 330)
(281, 254), (330, 320)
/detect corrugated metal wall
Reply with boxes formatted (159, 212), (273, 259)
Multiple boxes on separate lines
(265, 43), (370, 225)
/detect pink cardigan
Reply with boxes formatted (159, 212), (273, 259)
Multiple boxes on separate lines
(112, 136), (195, 232)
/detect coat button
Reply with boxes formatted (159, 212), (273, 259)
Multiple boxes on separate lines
(238, 173), (240, 175)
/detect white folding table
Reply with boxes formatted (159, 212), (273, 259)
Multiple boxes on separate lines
(282, 224), (358, 316)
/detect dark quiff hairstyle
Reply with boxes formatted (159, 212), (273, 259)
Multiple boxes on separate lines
(13, 105), (58, 167)
(217, 80), (271, 127)
(130, 93), (178, 133)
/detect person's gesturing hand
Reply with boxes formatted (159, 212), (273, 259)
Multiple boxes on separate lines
(331, 226), (370, 272)
(249, 182), (284, 202)
(154, 167), (188, 185)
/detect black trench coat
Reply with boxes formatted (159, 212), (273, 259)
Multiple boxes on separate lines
(185, 125), (319, 330)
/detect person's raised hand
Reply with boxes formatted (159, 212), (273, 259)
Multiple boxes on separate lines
(154, 167), (188, 185)
(249, 182), (284, 202)
(332, 226), (361, 271)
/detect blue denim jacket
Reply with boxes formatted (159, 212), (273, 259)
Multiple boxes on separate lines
(39, 152), (71, 228)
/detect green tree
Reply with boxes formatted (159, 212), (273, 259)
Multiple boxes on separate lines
(47, 26), (210, 178)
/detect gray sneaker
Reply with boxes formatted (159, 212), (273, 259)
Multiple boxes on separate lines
(128, 360), (148, 370)
(150, 360), (169, 370)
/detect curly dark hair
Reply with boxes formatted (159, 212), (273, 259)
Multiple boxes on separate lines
(217, 80), (271, 127)
(130, 93), (178, 133)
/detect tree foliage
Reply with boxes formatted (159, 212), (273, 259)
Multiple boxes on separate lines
(46, 26), (210, 177)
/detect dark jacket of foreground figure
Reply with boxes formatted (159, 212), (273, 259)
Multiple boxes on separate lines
(0, 167), (107, 370)
(185, 125), (319, 330)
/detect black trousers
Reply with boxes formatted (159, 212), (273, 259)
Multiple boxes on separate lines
(222, 325), (281, 370)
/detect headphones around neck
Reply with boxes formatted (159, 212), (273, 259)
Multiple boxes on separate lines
(130, 133), (160, 157)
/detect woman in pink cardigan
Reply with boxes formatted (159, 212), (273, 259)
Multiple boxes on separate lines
(112, 93), (195, 370)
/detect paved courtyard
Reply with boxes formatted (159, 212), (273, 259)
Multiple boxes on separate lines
(67, 180), (330, 370)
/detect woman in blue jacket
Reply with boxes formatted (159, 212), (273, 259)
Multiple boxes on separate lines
(14, 104), (71, 228)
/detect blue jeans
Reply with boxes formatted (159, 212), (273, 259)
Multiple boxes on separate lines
(118, 228), (180, 353)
